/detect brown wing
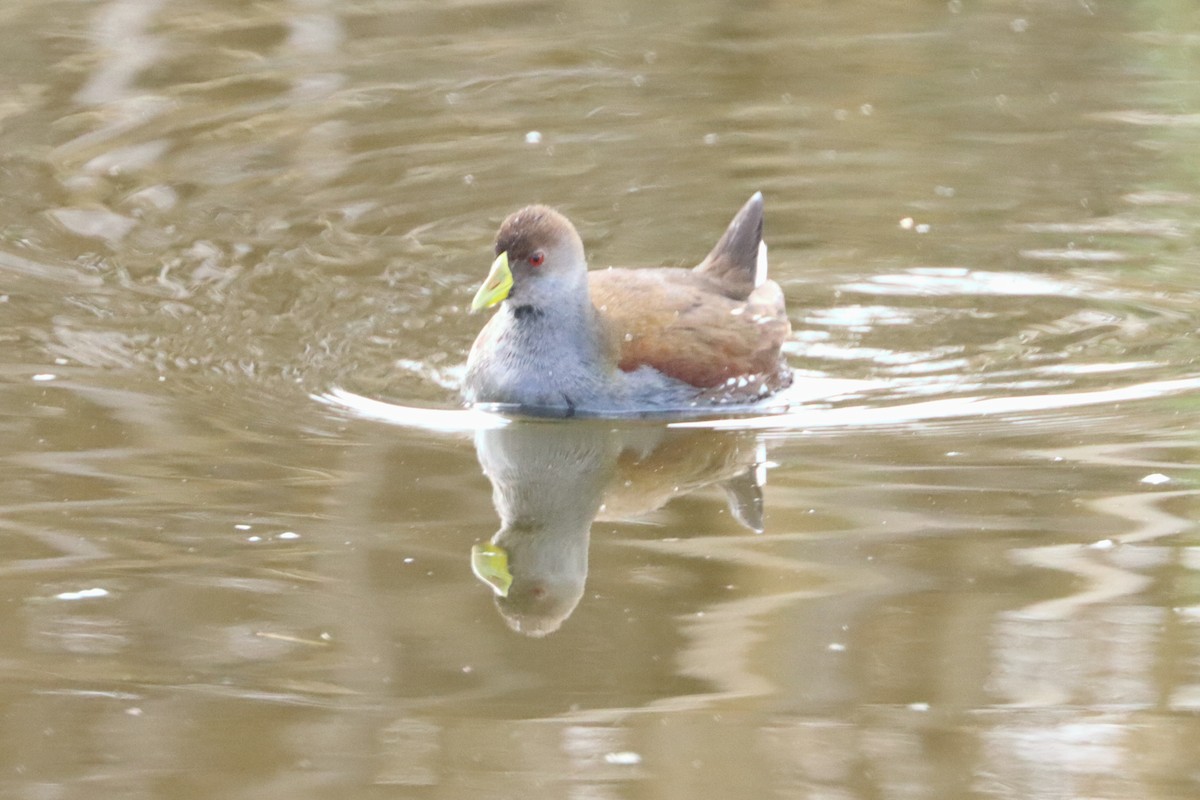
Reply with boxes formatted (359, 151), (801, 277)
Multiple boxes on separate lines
(589, 267), (791, 389)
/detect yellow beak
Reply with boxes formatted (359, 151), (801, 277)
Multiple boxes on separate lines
(470, 252), (513, 312)
(470, 542), (513, 597)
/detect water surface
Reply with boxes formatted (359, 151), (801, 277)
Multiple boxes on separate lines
(2, 1), (1200, 798)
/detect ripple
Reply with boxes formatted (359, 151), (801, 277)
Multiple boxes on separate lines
(1091, 110), (1200, 126)
(672, 375), (1200, 431)
(314, 387), (509, 433)
(1013, 217), (1190, 238)
(1019, 249), (1132, 263)
(841, 268), (1108, 298)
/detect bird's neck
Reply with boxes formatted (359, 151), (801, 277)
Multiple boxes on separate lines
(503, 292), (600, 346)
(496, 282), (617, 379)
(504, 268), (595, 329)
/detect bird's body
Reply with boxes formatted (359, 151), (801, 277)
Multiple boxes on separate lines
(463, 193), (792, 413)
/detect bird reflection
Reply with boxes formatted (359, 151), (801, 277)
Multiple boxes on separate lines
(471, 420), (768, 636)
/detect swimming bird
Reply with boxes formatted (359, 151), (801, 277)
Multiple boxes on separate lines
(464, 192), (792, 413)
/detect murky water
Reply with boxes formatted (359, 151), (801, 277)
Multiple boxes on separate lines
(3, 0), (1200, 797)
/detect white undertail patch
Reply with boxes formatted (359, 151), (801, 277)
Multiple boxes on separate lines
(755, 240), (768, 287)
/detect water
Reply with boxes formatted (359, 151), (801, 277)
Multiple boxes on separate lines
(2, 1), (1200, 798)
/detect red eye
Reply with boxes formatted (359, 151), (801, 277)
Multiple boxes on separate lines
(528, 251), (545, 267)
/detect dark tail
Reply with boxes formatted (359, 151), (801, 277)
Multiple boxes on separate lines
(694, 192), (764, 301)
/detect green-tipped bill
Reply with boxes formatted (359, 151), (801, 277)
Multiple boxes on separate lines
(470, 252), (513, 312)
(470, 542), (513, 597)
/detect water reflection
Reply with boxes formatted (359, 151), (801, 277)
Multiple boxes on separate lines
(4, 0), (1200, 796)
(471, 420), (765, 636)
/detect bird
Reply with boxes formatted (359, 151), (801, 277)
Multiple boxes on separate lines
(463, 192), (792, 414)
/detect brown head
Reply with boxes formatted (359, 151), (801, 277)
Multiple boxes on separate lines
(471, 205), (588, 312)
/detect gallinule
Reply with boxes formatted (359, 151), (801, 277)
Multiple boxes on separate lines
(464, 192), (792, 413)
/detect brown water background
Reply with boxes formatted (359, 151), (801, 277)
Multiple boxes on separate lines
(2, 1), (1200, 797)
